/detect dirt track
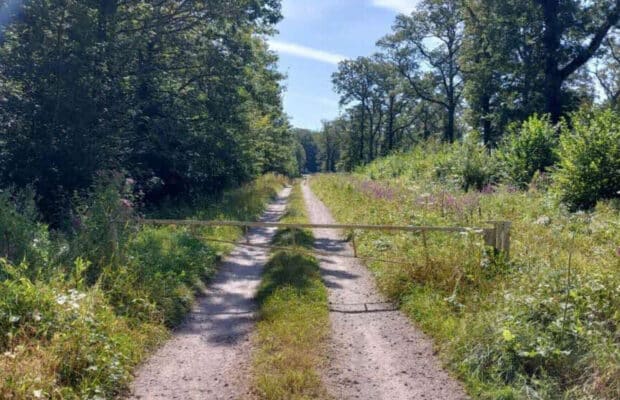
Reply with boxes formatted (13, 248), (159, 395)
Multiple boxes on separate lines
(129, 187), (291, 400)
(302, 181), (468, 400)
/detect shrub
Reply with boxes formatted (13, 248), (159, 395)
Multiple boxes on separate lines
(70, 173), (137, 284)
(457, 132), (501, 191)
(127, 227), (217, 326)
(498, 115), (558, 188)
(0, 189), (51, 276)
(555, 108), (620, 210)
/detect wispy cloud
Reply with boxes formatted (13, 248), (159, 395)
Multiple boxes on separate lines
(371, 0), (418, 14)
(282, 0), (334, 20)
(269, 40), (347, 65)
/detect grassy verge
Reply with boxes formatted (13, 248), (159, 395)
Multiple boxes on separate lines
(0, 174), (287, 399)
(252, 183), (331, 400)
(310, 170), (619, 400)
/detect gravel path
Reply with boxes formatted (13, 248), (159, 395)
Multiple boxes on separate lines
(302, 181), (468, 400)
(129, 187), (292, 400)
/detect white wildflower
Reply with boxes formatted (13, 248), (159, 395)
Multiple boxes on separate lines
(56, 295), (67, 305)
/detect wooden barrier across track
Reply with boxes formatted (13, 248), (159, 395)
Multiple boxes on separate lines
(139, 219), (511, 258)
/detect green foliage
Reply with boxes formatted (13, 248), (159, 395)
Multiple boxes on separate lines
(255, 251), (324, 307)
(318, 0), (618, 170)
(294, 129), (321, 174)
(0, 189), (50, 276)
(498, 115), (559, 187)
(0, 0), (293, 224)
(361, 138), (501, 192)
(311, 152), (620, 400)
(456, 133), (501, 191)
(555, 108), (620, 210)
(271, 183), (315, 249)
(0, 174), (286, 397)
(0, 264), (166, 399)
(127, 227), (216, 327)
(253, 183), (330, 400)
(459, 270), (620, 399)
(68, 173), (137, 284)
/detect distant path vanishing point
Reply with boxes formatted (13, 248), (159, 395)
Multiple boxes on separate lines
(302, 181), (468, 400)
(129, 187), (292, 400)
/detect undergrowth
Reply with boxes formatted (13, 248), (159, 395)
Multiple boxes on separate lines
(310, 155), (619, 400)
(0, 173), (287, 399)
(252, 183), (330, 400)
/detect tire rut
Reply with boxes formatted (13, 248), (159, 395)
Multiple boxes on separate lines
(128, 187), (292, 400)
(301, 181), (468, 400)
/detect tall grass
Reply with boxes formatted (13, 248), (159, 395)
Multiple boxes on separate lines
(252, 183), (330, 400)
(0, 174), (287, 399)
(310, 152), (619, 400)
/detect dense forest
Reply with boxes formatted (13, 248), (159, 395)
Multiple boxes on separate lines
(0, 0), (297, 225)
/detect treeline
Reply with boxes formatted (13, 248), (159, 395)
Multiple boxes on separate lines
(304, 0), (620, 171)
(0, 0), (297, 224)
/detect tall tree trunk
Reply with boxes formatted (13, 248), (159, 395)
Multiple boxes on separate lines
(445, 104), (455, 143)
(368, 110), (374, 161)
(540, 0), (563, 122)
(386, 95), (395, 154)
(481, 93), (492, 145)
(359, 104), (365, 163)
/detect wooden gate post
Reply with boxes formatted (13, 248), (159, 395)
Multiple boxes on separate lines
(351, 230), (357, 257)
(495, 221), (511, 259)
(484, 221), (511, 259)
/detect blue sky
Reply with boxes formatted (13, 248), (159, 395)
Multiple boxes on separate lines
(270, 1), (419, 130)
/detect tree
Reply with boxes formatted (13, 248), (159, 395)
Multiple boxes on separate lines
(461, 0), (546, 145)
(371, 58), (416, 156)
(596, 36), (620, 108)
(534, 0), (620, 122)
(294, 129), (320, 173)
(318, 119), (344, 172)
(380, 0), (464, 142)
(333, 57), (377, 164)
(0, 0), (293, 223)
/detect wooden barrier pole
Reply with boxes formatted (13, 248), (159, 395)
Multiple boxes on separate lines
(139, 218), (512, 258)
(140, 219), (486, 233)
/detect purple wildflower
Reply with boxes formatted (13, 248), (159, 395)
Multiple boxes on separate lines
(358, 180), (396, 200)
(481, 184), (496, 194)
(120, 198), (133, 209)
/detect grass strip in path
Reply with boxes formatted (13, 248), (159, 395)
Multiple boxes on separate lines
(252, 183), (331, 400)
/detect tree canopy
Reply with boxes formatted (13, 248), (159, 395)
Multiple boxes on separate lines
(0, 0), (296, 223)
(318, 0), (620, 169)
